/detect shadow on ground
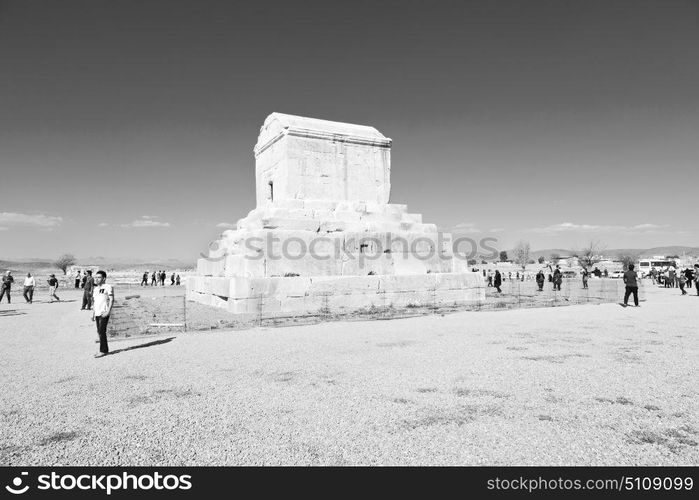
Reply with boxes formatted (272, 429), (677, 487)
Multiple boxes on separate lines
(108, 337), (175, 356)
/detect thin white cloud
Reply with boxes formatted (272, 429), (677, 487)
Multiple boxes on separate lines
(121, 216), (172, 228)
(448, 222), (482, 234)
(97, 222), (109, 227)
(0, 227), (8, 231)
(489, 227), (505, 233)
(526, 222), (670, 233)
(216, 222), (236, 229)
(0, 212), (63, 228)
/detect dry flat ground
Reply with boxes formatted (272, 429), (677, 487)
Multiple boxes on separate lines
(0, 285), (697, 466)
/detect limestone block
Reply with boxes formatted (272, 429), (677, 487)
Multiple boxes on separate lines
(435, 272), (482, 290)
(318, 220), (348, 233)
(205, 277), (232, 297)
(303, 200), (338, 211)
(261, 217), (321, 232)
(402, 213), (423, 224)
(333, 211), (362, 222)
(309, 275), (380, 295)
(248, 277), (311, 298)
(392, 255), (429, 275)
(379, 274), (436, 293)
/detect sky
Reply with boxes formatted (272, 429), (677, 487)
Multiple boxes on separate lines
(1, 0), (697, 260)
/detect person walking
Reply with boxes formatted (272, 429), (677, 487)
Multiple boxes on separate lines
(486, 270), (493, 287)
(0, 271), (14, 304)
(679, 273), (687, 295)
(623, 264), (640, 307)
(170, 273), (175, 285)
(493, 269), (502, 293)
(684, 267), (693, 289)
(74, 270), (81, 289)
(694, 264), (699, 296)
(151, 271), (157, 286)
(92, 270), (114, 358)
(23, 273), (35, 303)
(141, 271), (149, 286)
(175, 274), (181, 286)
(582, 269), (589, 289)
(81, 270), (95, 310)
(536, 270), (545, 291)
(160, 270), (166, 286)
(47, 274), (60, 302)
(553, 266), (562, 291)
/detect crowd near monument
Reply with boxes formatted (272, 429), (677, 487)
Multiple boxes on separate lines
(187, 113), (484, 316)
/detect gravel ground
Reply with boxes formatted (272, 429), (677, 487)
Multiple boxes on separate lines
(0, 285), (697, 466)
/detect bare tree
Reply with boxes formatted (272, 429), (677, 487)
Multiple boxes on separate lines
(617, 252), (638, 271)
(54, 254), (76, 275)
(513, 241), (531, 270)
(537, 256), (545, 264)
(499, 250), (508, 262)
(576, 240), (605, 271)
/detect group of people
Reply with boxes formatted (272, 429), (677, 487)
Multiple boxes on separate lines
(647, 267), (696, 294)
(2, 268), (115, 358)
(140, 270), (180, 287)
(485, 266), (565, 293)
(0, 270), (63, 304)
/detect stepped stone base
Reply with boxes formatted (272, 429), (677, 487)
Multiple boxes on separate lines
(186, 272), (483, 317)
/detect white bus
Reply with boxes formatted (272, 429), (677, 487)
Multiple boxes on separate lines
(638, 258), (676, 277)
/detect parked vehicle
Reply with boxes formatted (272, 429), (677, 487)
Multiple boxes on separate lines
(610, 270), (625, 279)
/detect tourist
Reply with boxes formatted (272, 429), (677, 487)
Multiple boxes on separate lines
(47, 274), (60, 302)
(536, 270), (545, 291)
(161, 270), (167, 286)
(493, 270), (502, 293)
(582, 269), (589, 289)
(0, 271), (14, 304)
(623, 264), (639, 307)
(486, 270), (493, 287)
(695, 265), (699, 296)
(553, 266), (562, 291)
(74, 270), (81, 289)
(684, 267), (693, 289)
(23, 273), (35, 303)
(141, 271), (149, 286)
(170, 273), (175, 285)
(679, 273), (687, 295)
(81, 270), (94, 310)
(92, 270), (114, 358)
(151, 271), (157, 286)
(175, 274), (181, 286)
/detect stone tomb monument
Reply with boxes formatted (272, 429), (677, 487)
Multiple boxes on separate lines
(187, 113), (484, 316)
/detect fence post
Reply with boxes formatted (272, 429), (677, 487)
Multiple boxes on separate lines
(183, 294), (187, 332)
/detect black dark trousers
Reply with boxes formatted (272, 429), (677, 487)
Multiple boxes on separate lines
(82, 291), (93, 309)
(95, 315), (110, 353)
(23, 286), (33, 303)
(624, 286), (639, 306)
(0, 286), (10, 303)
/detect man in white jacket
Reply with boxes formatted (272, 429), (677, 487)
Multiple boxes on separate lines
(23, 273), (36, 303)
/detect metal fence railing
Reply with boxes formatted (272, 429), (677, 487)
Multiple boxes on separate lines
(92, 277), (643, 338)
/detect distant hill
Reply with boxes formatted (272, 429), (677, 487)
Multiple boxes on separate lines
(0, 257), (195, 272)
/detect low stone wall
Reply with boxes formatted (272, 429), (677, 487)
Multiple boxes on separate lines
(186, 272), (484, 317)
